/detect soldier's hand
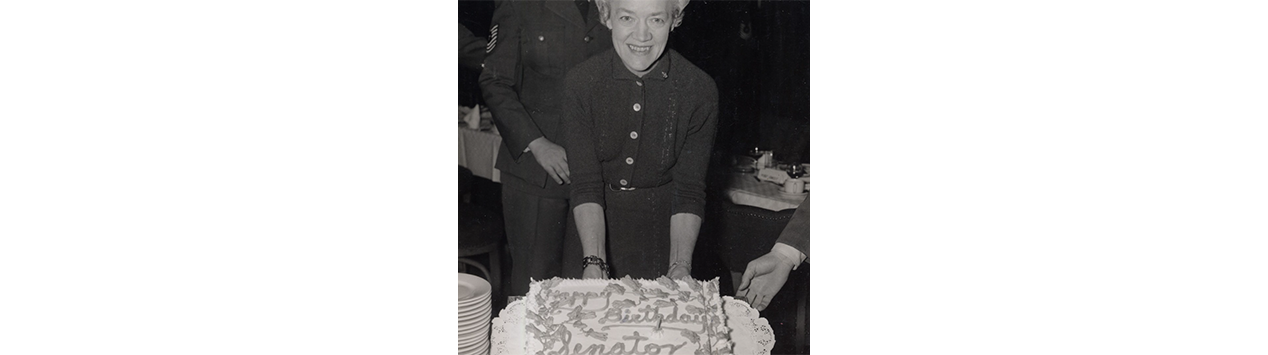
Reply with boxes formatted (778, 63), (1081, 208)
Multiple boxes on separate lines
(527, 137), (570, 184)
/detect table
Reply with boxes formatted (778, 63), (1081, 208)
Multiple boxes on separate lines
(458, 124), (502, 183)
(723, 173), (808, 211)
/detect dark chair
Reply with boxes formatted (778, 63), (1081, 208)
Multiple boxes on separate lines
(715, 199), (796, 275)
(458, 167), (505, 307)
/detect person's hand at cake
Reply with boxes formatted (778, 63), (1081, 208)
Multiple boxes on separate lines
(582, 266), (606, 279)
(582, 261), (608, 279)
(737, 195), (808, 311)
(735, 250), (796, 311)
(668, 259), (691, 280)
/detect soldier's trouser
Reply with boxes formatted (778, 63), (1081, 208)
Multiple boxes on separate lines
(500, 175), (571, 296)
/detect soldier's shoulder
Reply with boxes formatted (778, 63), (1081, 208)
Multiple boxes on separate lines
(495, 0), (547, 12)
(565, 50), (613, 86)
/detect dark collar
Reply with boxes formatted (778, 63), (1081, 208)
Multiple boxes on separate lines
(545, 0), (586, 28)
(609, 49), (672, 81)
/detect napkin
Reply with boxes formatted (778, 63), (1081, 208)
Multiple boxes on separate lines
(756, 168), (791, 185)
(464, 104), (481, 129)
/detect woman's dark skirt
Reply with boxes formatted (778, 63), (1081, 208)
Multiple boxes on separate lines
(562, 183), (673, 280)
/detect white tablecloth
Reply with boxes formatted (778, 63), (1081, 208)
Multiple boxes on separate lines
(459, 124), (502, 183)
(724, 173), (807, 211)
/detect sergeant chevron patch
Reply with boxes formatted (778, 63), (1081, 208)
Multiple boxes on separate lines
(486, 24), (499, 53)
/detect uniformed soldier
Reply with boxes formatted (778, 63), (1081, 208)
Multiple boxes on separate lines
(479, 0), (613, 296)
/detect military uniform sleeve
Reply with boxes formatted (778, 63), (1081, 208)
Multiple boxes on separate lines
(775, 194), (809, 261)
(563, 73), (606, 211)
(669, 80), (719, 218)
(478, 0), (542, 161)
(458, 23), (486, 72)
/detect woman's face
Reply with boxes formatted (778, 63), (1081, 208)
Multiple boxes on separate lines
(605, 0), (673, 77)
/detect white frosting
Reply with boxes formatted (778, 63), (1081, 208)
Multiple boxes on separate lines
(523, 276), (733, 355)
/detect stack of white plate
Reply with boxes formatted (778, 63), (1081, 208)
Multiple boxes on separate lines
(458, 273), (492, 355)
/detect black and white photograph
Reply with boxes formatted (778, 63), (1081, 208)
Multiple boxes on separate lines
(458, 0), (810, 354)
(5, 1), (1268, 354)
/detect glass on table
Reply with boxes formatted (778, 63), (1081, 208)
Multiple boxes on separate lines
(780, 162), (806, 179)
(789, 164), (805, 179)
(731, 146), (766, 173)
(746, 146), (765, 160)
(750, 148), (774, 169)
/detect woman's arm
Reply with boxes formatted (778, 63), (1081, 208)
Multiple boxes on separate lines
(666, 81), (719, 279)
(667, 212), (702, 279)
(573, 203), (608, 279)
(561, 70), (609, 278)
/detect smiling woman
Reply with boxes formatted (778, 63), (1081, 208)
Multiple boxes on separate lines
(562, 0), (718, 282)
(594, 0), (689, 77)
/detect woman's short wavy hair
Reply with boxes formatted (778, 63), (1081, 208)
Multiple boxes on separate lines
(594, 0), (690, 30)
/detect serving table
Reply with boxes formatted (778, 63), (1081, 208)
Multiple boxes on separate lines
(723, 173), (808, 212)
(459, 123), (502, 183)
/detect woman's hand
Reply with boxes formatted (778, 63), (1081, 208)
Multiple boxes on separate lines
(668, 262), (691, 280)
(582, 264), (608, 279)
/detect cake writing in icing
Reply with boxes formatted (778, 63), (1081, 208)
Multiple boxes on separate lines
(525, 276), (732, 355)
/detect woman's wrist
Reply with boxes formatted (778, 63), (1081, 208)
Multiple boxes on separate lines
(582, 255), (610, 277)
(582, 250), (605, 259)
